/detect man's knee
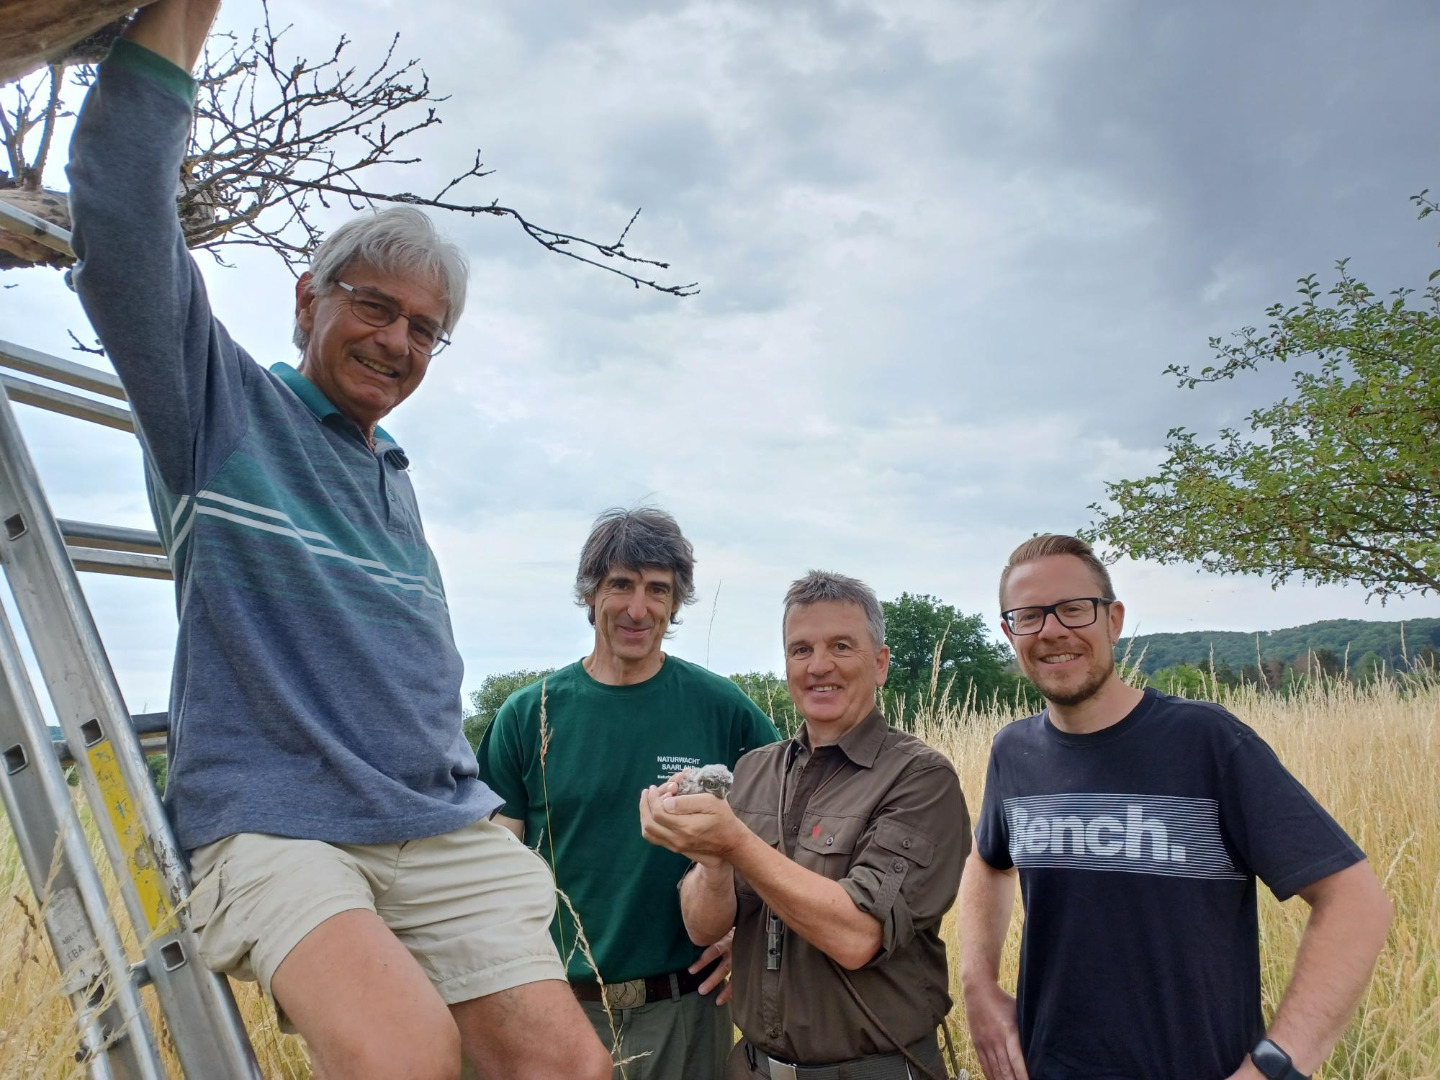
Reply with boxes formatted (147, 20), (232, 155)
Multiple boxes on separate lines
(458, 993), (612, 1080)
(566, 1039), (615, 1080)
(314, 1023), (462, 1080)
(471, 1038), (610, 1080)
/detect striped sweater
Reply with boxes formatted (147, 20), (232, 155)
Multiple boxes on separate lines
(67, 39), (499, 851)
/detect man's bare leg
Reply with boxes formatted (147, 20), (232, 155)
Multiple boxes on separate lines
(271, 909), (462, 1080)
(451, 979), (613, 1080)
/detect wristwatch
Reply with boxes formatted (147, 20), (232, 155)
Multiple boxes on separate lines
(1250, 1038), (1309, 1080)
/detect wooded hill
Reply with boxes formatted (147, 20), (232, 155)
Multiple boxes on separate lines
(1122, 618), (1440, 674)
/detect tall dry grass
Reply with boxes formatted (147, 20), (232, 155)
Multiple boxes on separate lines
(2, 676), (1435, 1078)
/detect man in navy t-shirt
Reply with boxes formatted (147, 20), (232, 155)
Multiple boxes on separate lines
(958, 534), (1392, 1080)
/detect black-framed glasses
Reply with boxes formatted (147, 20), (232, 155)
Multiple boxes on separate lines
(1001, 597), (1113, 636)
(336, 281), (451, 356)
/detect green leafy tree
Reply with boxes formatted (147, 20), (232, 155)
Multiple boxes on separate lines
(1209, 657), (1242, 688)
(1145, 662), (1213, 700)
(880, 593), (1012, 723)
(1088, 193), (1440, 603)
(146, 752), (168, 794)
(1353, 651), (1386, 683)
(1296, 647), (1343, 679)
(462, 668), (556, 751)
(729, 672), (800, 737)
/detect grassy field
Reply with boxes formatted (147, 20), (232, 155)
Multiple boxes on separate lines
(2, 677), (1435, 1078)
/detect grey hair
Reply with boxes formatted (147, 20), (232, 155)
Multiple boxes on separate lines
(292, 206), (469, 352)
(782, 570), (886, 649)
(574, 507), (697, 626)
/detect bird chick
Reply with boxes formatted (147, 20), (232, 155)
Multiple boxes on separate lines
(675, 764), (734, 799)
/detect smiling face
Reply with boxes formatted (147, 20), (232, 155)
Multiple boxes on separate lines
(784, 600), (890, 743)
(588, 564), (677, 681)
(1001, 554), (1125, 710)
(294, 262), (447, 438)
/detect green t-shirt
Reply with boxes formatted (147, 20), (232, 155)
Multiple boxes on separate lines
(478, 655), (780, 982)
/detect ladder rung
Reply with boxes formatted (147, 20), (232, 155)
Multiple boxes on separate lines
(0, 197), (74, 258)
(0, 339), (127, 401)
(59, 520), (165, 556)
(0, 374), (135, 432)
(53, 712), (171, 766)
(68, 545), (172, 579)
(131, 712), (170, 736)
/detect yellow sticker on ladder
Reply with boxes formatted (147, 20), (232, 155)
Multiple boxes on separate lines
(88, 739), (172, 932)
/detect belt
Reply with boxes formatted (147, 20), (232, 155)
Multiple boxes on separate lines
(570, 957), (720, 1009)
(742, 1034), (941, 1080)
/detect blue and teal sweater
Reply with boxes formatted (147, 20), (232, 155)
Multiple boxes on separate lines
(67, 39), (500, 851)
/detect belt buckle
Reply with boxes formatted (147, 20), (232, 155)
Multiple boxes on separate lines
(766, 1056), (799, 1080)
(601, 978), (646, 1011)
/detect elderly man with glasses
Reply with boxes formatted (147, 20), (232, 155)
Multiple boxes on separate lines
(65, 2), (612, 1078)
(958, 534), (1392, 1080)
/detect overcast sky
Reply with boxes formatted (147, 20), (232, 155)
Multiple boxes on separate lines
(2, 0), (1438, 712)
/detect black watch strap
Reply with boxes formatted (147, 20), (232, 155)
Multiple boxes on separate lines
(1250, 1038), (1309, 1080)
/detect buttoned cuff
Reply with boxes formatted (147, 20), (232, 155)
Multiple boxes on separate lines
(836, 817), (936, 960)
(839, 871), (915, 961)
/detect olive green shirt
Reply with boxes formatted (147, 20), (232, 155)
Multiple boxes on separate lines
(725, 710), (970, 1063)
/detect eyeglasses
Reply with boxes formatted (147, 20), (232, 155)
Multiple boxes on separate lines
(335, 281), (451, 356)
(1001, 597), (1114, 636)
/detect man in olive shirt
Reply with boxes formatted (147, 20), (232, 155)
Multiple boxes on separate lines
(642, 571), (969, 1079)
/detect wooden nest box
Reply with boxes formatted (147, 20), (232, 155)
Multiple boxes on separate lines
(0, 2), (159, 270)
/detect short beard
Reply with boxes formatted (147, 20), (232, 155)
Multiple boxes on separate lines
(1035, 658), (1114, 709)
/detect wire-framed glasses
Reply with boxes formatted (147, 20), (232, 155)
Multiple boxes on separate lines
(336, 281), (451, 356)
(1001, 597), (1113, 636)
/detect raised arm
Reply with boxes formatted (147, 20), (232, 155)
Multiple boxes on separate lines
(958, 850), (1029, 1080)
(126, 0), (222, 72)
(68, 0), (247, 496)
(1229, 861), (1391, 1079)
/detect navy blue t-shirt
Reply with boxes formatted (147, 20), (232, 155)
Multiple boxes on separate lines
(974, 689), (1363, 1080)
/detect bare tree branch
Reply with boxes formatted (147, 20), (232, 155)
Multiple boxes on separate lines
(66, 329), (105, 356)
(2, 0), (696, 295)
(26, 64), (63, 187)
(170, 0), (695, 293)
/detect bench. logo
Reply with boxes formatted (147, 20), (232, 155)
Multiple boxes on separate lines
(1002, 793), (1245, 881)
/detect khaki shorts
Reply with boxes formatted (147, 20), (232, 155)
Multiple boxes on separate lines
(186, 818), (565, 1025)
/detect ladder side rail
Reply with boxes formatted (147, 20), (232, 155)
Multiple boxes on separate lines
(0, 605), (167, 1080)
(0, 339), (129, 401)
(0, 389), (262, 1079)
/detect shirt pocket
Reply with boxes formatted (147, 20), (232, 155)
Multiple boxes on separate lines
(871, 817), (936, 869)
(795, 813), (868, 880)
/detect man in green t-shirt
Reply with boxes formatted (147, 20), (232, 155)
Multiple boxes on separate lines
(479, 508), (781, 1079)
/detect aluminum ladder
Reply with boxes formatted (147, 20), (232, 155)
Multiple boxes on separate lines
(0, 198), (262, 1079)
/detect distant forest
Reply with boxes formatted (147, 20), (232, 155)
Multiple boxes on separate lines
(1123, 618), (1440, 680)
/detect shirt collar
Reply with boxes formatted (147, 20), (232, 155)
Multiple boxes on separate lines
(271, 362), (405, 465)
(793, 708), (888, 769)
